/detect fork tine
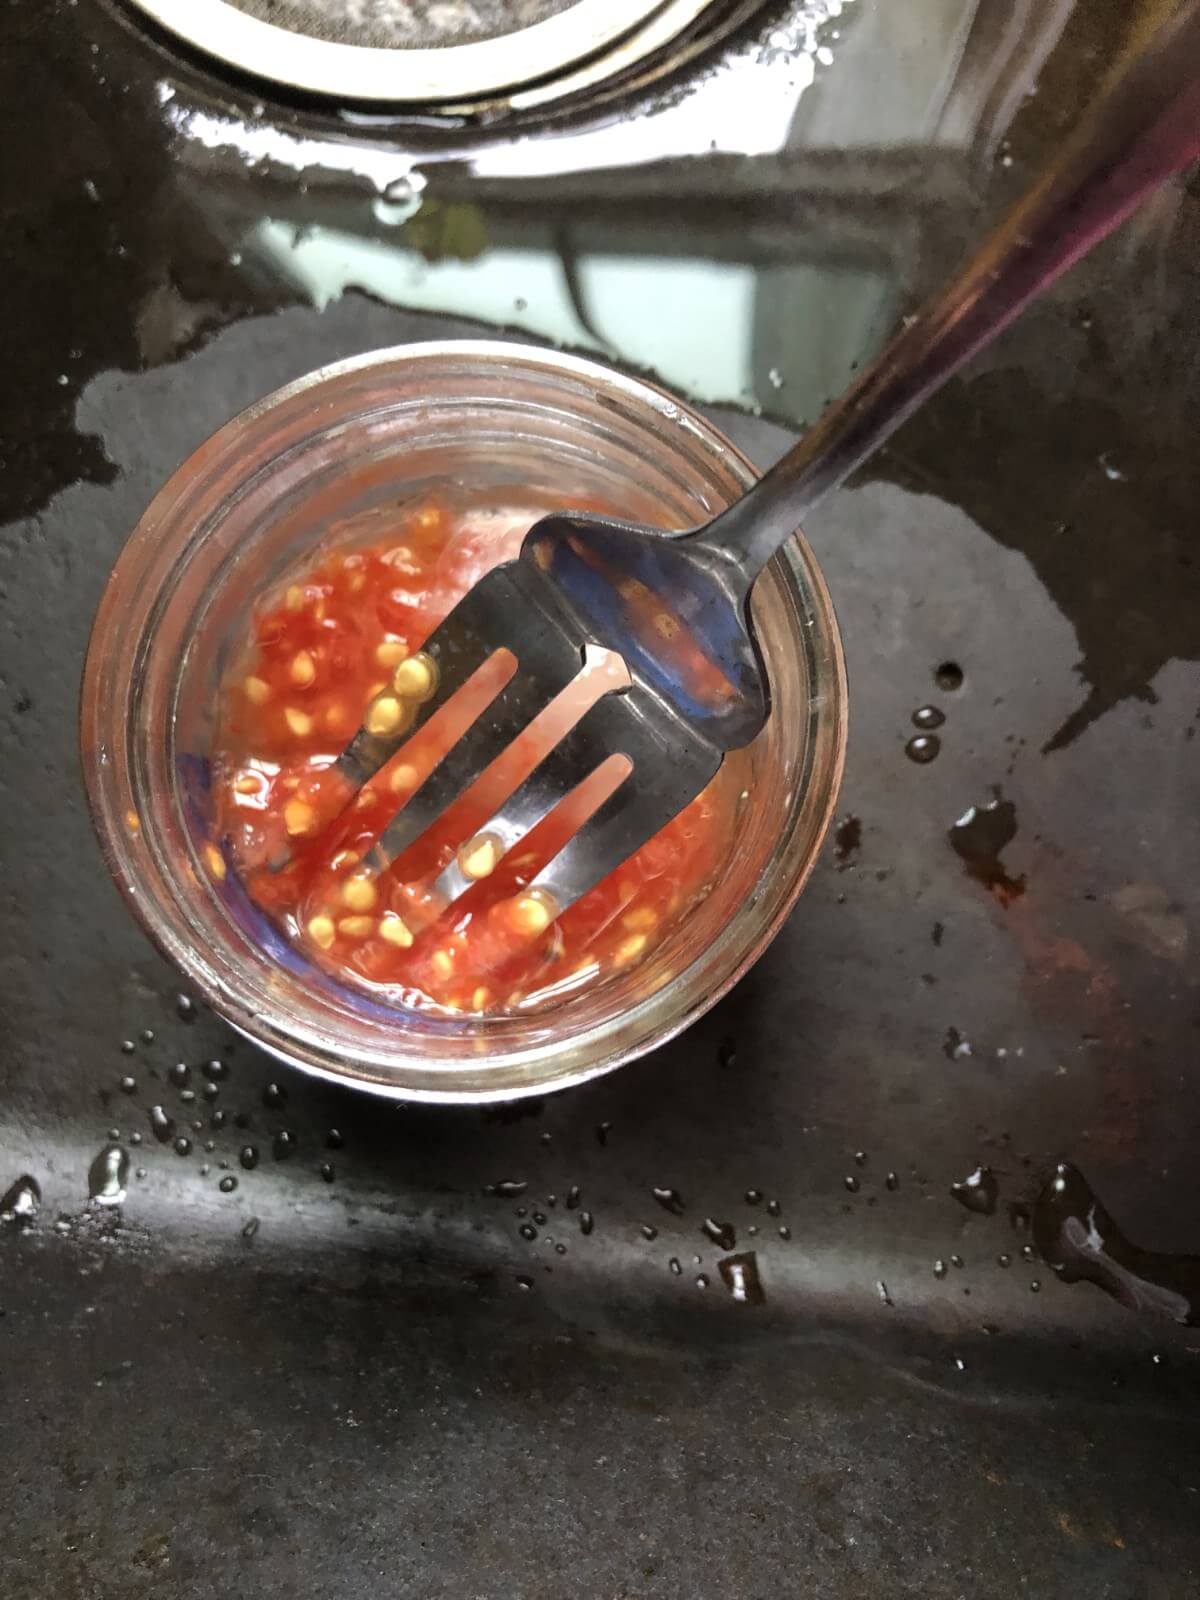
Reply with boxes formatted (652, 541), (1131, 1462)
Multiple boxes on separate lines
(426, 693), (636, 910)
(528, 703), (722, 915)
(334, 588), (498, 787)
(364, 663), (585, 875)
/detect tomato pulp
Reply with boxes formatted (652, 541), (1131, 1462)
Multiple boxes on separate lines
(211, 493), (736, 1016)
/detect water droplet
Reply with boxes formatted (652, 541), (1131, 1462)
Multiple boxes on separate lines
(596, 1121), (612, 1146)
(129, 1132), (142, 1146)
(239, 1145), (259, 1171)
(486, 1179), (528, 1199)
(179, 1090), (196, 1105)
(139, 1028), (155, 1044)
(218, 1175), (238, 1193)
(949, 798), (1025, 903)
(695, 1274), (710, 1289)
(372, 172), (424, 225)
(242, 1216), (260, 1239)
(701, 1218), (736, 1251)
(579, 1211), (594, 1236)
(912, 705), (945, 730)
(566, 1185), (581, 1210)
(168, 1062), (190, 1088)
(876, 1280), (894, 1307)
(669, 1257), (682, 1275)
(119, 1040), (135, 1055)
(766, 1199), (781, 1217)
(272, 1130), (296, 1161)
(933, 1259), (948, 1279)
(1, 1174), (41, 1222)
(262, 1082), (287, 1109)
(951, 1254), (964, 1269)
(998, 1253), (1013, 1268)
(148, 1105), (175, 1144)
(554, 1243), (566, 1255)
(951, 1166), (999, 1216)
(319, 1162), (335, 1183)
(202, 1082), (220, 1101)
(326, 1128), (345, 1150)
(718, 1252), (765, 1305)
(744, 1189), (763, 1206)
(515, 1275), (534, 1291)
(854, 1150), (868, 1167)
(778, 1225), (792, 1240)
(175, 994), (196, 1022)
(943, 1026), (973, 1060)
(1098, 452), (1126, 482)
(532, 1211), (547, 1227)
(88, 1146), (129, 1205)
(173, 1136), (192, 1157)
(843, 1175), (860, 1193)
(935, 661), (964, 692)
(210, 1109), (227, 1130)
(885, 1171), (899, 1191)
(519, 1223), (537, 1241)
(652, 1186), (685, 1215)
(954, 1356), (966, 1372)
(201, 1059), (229, 1083)
(767, 366), (783, 389)
(905, 734), (941, 764)
(641, 1224), (659, 1241)
(717, 1040), (737, 1069)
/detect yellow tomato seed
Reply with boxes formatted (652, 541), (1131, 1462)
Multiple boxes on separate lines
(431, 949), (455, 980)
(378, 914), (413, 949)
(614, 933), (648, 967)
(622, 907), (658, 932)
(366, 695), (405, 736)
(390, 763), (419, 793)
(289, 649), (316, 687)
(511, 891), (556, 937)
(284, 707), (313, 738)
(284, 798), (317, 836)
(337, 916), (375, 940)
(203, 842), (226, 880)
(459, 834), (500, 881)
(243, 675), (270, 705)
(375, 638), (408, 669)
(393, 652), (436, 702)
(308, 914), (335, 949)
(341, 876), (378, 912)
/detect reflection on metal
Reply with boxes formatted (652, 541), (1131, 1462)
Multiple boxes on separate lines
(123, 0), (724, 105)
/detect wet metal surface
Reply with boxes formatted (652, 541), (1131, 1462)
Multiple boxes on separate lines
(2, 0), (1200, 1593)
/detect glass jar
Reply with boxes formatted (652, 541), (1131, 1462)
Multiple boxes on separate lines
(81, 343), (846, 1102)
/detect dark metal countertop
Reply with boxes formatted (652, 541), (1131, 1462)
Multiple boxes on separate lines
(2, 1), (1199, 1594)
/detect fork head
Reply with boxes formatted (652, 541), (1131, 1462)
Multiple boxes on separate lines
(310, 506), (764, 927)
(522, 511), (770, 754)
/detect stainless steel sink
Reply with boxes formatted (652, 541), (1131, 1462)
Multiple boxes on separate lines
(3, 0), (1200, 1592)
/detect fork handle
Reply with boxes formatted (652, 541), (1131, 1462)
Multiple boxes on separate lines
(696, 0), (1200, 584)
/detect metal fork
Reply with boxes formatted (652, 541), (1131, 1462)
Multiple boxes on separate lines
(327, 2), (1200, 925)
